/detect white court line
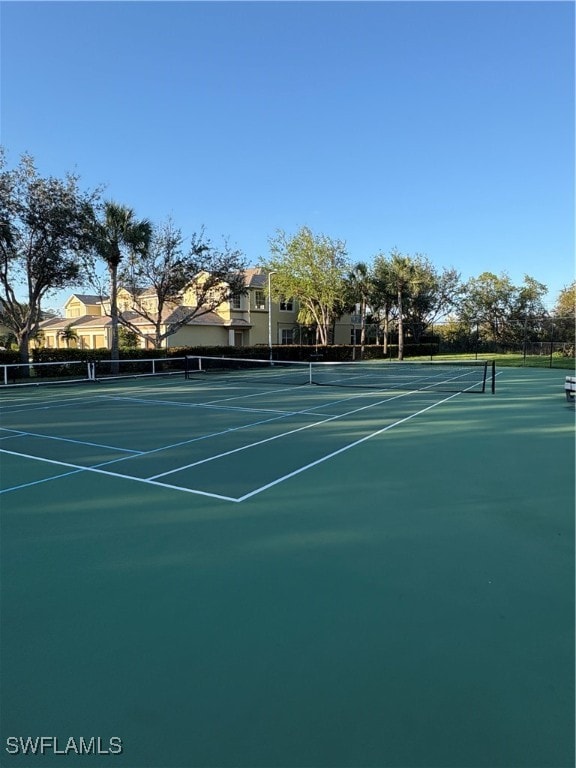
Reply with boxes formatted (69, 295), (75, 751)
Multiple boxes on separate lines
(0, 387), (372, 481)
(0, 430), (26, 440)
(0, 396), (103, 415)
(0, 427), (144, 454)
(101, 394), (317, 417)
(0, 448), (238, 502)
(0, 468), (86, 494)
(237, 392), (462, 500)
(0, 388), (427, 498)
(84, 406), (324, 468)
(0, 375), (489, 501)
(149, 374), (482, 484)
(82, 388), (385, 468)
(236, 377), (493, 501)
(148, 389), (418, 480)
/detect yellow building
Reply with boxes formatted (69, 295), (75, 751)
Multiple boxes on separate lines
(38, 269), (304, 350)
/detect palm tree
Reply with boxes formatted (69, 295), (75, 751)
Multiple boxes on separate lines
(92, 202), (151, 369)
(347, 262), (373, 358)
(59, 324), (78, 349)
(372, 254), (396, 356)
(389, 250), (417, 361)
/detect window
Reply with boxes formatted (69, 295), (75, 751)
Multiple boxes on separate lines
(254, 290), (266, 310)
(281, 329), (294, 345)
(279, 297), (294, 312)
(231, 294), (242, 310)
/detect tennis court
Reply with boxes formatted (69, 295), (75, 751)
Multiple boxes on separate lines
(1, 360), (574, 767)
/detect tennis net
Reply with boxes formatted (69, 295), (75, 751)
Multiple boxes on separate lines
(185, 355), (496, 393)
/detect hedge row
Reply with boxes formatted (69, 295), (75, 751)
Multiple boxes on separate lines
(0, 342), (442, 367)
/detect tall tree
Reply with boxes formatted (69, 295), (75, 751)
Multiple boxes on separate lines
(552, 281), (575, 319)
(551, 281), (576, 345)
(458, 272), (548, 345)
(263, 226), (349, 346)
(508, 275), (548, 342)
(371, 254), (396, 354)
(90, 201), (152, 365)
(119, 220), (247, 348)
(388, 249), (419, 360)
(402, 258), (461, 343)
(346, 261), (373, 356)
(458, 272), (518, 343)
(0, 151), (98, 361)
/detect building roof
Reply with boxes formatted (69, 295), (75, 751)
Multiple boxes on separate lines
(65, 294), (108, 305)
(163, 308), (252, 328)
(243, 268), (267, 289)
(39, 308), (253, 331)
(39, 315), (106, 330)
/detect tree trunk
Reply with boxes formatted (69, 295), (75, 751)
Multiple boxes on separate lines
(360, 297), (366, 357)
(382, 308), (389, 355)
(397, 289), (404, 361)
(109, 264), (120, 373)
(18, 334), (29, 364)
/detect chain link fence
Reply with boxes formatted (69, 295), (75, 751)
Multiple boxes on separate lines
(273, 317), (575, 368)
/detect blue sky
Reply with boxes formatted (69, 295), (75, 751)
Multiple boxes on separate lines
(1, 0), (574, 312)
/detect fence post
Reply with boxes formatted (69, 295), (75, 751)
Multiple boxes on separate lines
(475, 321), (479, 360)
(523, 315), (528, 366)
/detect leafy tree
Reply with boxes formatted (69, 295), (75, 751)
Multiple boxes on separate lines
(387, 249), (421, 360)
(553, 281), (575, 319)
(508, 275), (549, 342)
(345, 261), (373, 355)
(371, 254), (396, 354)
(118, 327), (140, 349)
(458, 272), (549, 346)
(89, 201), (152, 366)
(0, 150), (98, 361)
(458, 272), (518, 343)
(0, 330), (16, 350)
(370, 251), (459, 358)
(402, 259), (461, 343)
(119, 219), (247, 348)
(551, 281), (576, 344)
(263, 226), (349, 346)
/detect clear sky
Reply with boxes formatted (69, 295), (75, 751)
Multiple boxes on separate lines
(1, 0), (574, 312)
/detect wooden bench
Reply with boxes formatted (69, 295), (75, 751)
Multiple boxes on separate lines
(565, 376), (576, 401)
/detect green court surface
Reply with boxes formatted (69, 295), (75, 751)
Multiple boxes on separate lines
(0, 365), (574, 768)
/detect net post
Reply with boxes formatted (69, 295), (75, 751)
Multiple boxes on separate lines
(185, 356), (202, 380)
(491, 360), (496, 394)
(2, 365), (6, 386)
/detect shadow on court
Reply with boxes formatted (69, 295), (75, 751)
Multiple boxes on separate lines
(0, 367), (574, 767)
